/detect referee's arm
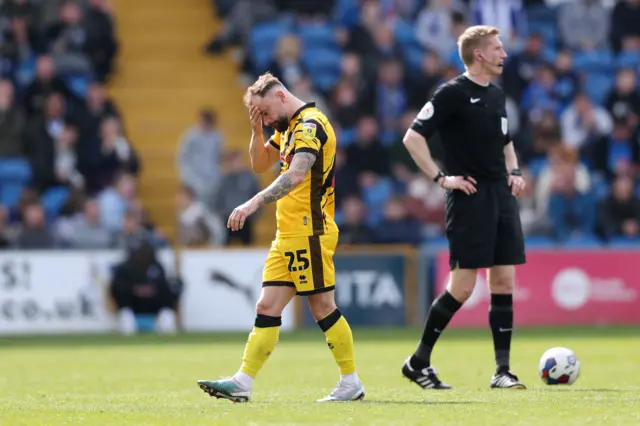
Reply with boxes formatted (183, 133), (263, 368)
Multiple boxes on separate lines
(403, 129), (441, 182)
(504, 141), (519, 172)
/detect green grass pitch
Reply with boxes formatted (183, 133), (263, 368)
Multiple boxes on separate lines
(1, 327), (639, 425)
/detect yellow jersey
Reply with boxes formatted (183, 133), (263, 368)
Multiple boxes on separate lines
(267, 102), (338, 238)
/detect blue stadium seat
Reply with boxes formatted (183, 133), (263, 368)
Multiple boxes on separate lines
(525, 236), (556, 248)
(312, 72), (340, 92)
(562, 234), (601, 248)
(527, 21), (558, 46)
(446, 49), (465, 72)
(615, 50), (640, 69)
(425, 235), (448, 249)
(249, 21), (293, 71)
(303, 48), (342, 91)
(332, 0), (359, 28)
(41, 186), (71, 220)
(0, 157), (31, 184)
(394, 19), (418, 47)
(526, 5), (558, 23)
(573, 50), (614, 73)
(338, 127), (356, 147)
(592, 176), (611, 200)
(403, 45), (424, 71)
(0, 183), (25, 209)
(527, 157), (548, 179)
(608, 237), (640, 248)
(583, 72), (614, 105)
(298, 23), (337, 49)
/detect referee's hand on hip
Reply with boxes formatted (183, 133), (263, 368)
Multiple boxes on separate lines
(438, 175), (477, 195)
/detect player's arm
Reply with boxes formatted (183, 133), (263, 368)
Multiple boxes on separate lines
(248, 106), (280, 173)
(404, 85), (476, 194)
(253, 151), (316, 206)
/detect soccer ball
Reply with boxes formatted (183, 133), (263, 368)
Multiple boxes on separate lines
(538, 347), (581, 385)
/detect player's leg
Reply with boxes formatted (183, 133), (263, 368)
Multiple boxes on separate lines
(293, 233), (364, 402)
(198, 241), (295, 402)
(488, 182), (526, 389)
(403, 187), (495, 390)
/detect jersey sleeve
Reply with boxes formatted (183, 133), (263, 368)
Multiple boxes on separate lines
(293, 119), (328, 156)
(267, 130), (281, 150)
(410, 84), (459, 139)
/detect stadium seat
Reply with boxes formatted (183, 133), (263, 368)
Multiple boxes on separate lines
(338, 127), (356, 147)
(303, 48), (342, 91)
(362, 177), (394, 226)
(0, 157), (32, 184)
(394, 19), (418, 47)
(41, 186), (71, 220)
(615, 50), (640, 69)
(403, 45), (424, 71)
(527, 157), (548, 178)
(608, 237), (640, 248)
(592, 176), (611, 201)
(582, 72), (614, 105)
(561, 234), (601, 248)
(527, 21), (558, 46)
(573, 50), (614, 73)
(425, 235), (448, 249)
(249, 21), (293, 71)
(298, 23), (337, 49)
(332, 0), (359, 28)
(525, 235), (556, 248)
(0, 183), (25, 209)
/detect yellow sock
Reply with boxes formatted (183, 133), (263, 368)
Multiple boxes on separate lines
(318, 309), (356, 375)
(239, 314), (281, 378)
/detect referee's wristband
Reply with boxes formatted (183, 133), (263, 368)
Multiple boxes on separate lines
(433, 171), (445, 184)
(510, 168), (522, 176)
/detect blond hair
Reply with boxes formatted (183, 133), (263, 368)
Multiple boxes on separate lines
(243, 72), (283, 107)
(457, 25), (500, 67)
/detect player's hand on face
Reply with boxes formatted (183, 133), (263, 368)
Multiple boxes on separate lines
(249, 106), (263, 133)
(227, 198), (259, 231)
(508, 175), (526, 196)
(441, 175), (477, 195)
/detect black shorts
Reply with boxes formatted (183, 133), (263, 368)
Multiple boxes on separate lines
(445, 179), (526, 270)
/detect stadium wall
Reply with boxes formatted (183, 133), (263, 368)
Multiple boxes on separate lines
(0, 248), (638, 335)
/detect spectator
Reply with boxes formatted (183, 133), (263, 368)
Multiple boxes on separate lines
(334, 148), (359, 208)
(597, 174), (640, 240)
(374, 196), (422, 244)
(54, 123), (84, 190)
(593, 119), (637, 180)
(536, 145), (594, 241)
(176, 185), (225, 247)
(110, 240), (181, 335)
(0, 206), (13, 248)
(43, 1), (92, 75)
(84, 0), (118, 82)
(604, 68), (640, 127)
(0, 17), (36, 87)
(212, 150), (261, 245)
(376, 58), (407, 145)
(553, 50), (580, 111)
(560, 92), (613, 152)
(267, 34), (307, 88)
(610, 0), (640, 53)
(63, 197), (114, 249)
(94, 116), (139, 191)
(502, 33), (545, 102)
(14, 202), (56, 249)
(405, 52), (443, 110)
(558, 0), (609, 51)
(22, 55), (74, 115)
(520, 63), (563, 119)
(178, 109), (223, 208)
(24, 92), (68, 191)
(97, 171), (137, 233)
(404, 174), (446, 236)
(415, 0), (466, 59)
(338, 52), (374, 115)
(338, 195), (374, 244)
(0, 79), (25, 157)
(517, 167), (550, 236)
(115, 208), (163, 249)
(331, 80), (362, 130)
(345, 116), (390, 177)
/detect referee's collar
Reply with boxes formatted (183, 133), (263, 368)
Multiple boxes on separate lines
(290, 102), (316, 122)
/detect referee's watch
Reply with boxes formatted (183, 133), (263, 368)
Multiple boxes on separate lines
(433, 171), (446, 185)
(510, 168), (522, 176)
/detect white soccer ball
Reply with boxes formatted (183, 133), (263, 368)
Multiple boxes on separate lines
(538, 347), (581, 385)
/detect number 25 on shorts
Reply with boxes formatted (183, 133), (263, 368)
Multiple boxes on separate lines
(284, 250), (309, 272)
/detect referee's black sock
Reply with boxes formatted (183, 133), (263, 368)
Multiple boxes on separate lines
(410, 291), (462, 370)
(489, 293), (513, 374)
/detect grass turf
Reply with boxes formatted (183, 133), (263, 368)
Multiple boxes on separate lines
(1, 327), (639, 425)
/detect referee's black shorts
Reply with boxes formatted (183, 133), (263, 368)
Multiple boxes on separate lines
(444, 179), (526, 270)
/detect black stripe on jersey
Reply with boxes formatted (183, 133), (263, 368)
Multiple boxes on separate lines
(310, 144), (324, 235)
(308, 235), (324, 290)
(321, 154), (336, 196)
(269, 140), (280, 150)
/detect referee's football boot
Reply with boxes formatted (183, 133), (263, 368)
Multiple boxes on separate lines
(490, 370), (527, 389)
(401, 358), (452, 390)
(197, 378), (251, 403)
(316, 379), (365, 402)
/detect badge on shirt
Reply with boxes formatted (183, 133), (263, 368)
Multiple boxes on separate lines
(302, 123), (317, 140)
(501, 117), (508, 135)
(418, 101), (434, 120)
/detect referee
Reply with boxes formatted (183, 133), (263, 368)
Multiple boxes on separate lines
(401, 25), (527, 390)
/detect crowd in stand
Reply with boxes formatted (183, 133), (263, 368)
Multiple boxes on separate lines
(202, 0), (640, 247)
(0, 0), (167, 250)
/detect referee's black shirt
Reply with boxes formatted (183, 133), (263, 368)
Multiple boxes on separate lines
(410, 74), (511, 181)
